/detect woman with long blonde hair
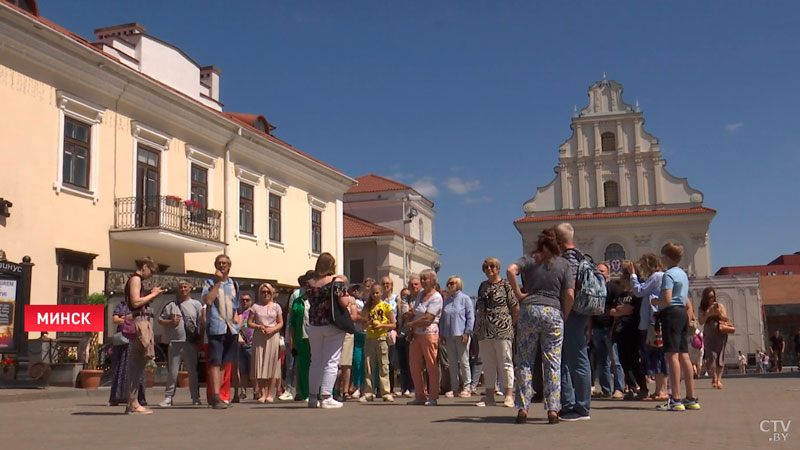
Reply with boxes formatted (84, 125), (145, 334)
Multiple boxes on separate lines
(630, 253), (668, 401)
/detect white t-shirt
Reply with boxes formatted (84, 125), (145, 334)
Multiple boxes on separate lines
(412, 291), (443, 335)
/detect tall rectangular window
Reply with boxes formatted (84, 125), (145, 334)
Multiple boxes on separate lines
(311, 209), (322, 253)
(349, 259), (364, 284)
(190, 164), (208, 208)
(56, 248), (96, 338)
(268, 193), (281, 242)
(239, 182), (254, 235)
(63, 117), (91, 189)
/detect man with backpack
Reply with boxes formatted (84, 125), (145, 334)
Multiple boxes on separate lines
(556, 223), (595, 421)
(158, 279), (204, 406)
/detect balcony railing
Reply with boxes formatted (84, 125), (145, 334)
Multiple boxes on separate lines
(113, 196), (222, 242)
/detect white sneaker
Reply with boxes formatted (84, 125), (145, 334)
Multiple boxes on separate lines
(278, 391), (294, 401)
(321, 397), (343, 409)
(359, 396), (368, 403)
(351, 389), (361, 399)
(403, 390), (414, 398)
(382, 394), (395, 402)
(158, 398), (172, 407)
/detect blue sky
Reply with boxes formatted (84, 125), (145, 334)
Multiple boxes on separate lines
(42, 1), (800, 294)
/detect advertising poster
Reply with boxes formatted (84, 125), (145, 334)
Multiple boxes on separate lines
(0, 278), (17, 352)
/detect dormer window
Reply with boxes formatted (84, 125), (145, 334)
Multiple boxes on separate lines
(255, 117), (269, 133)
(5, 0), (38, 15)
(601, 132), (616, 152)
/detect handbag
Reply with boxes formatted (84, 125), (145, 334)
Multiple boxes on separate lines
(330, 280), (356, 334)
(646, 318), (663, 348)
(718, 320), (736, 335)
(112, 331), (130, 346)
(121, 318), (136, 340)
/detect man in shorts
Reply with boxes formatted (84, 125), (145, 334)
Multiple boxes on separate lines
(202, 254), (241, 409)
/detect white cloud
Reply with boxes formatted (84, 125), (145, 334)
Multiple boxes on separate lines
(462, 195), (491, 205)
(725, 122), (743, 133)
(411, 177), (439, 198)
(446, 177), (481, 195)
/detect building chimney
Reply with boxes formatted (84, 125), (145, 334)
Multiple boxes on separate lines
(200, 66), (221, 102)
(93, 23), (146, 43)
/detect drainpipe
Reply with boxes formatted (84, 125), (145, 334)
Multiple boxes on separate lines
(223, 127), (242, 256)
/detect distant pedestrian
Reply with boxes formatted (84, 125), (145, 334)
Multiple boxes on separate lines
(124, 257), (163, 415)
(361, 283), (396, 402)
(507, 227), (574, 425)
(699, 287), (728, 389)
(651, 243), (699, 411)
(306, 253), (357, 409)
(404, 269), (443, 406)
(737, 351), (747, 374)
(158, 280), (203, 407)
(769, 330), (785, 372)
(202, 254), (241, 409)
(440, 276), (475, 399)
(474, 257), (517, 408)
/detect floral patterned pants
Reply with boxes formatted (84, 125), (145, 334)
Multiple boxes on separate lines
(514, 304), (563, 412)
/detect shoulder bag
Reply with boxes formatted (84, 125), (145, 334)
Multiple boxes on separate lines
(330, 280), (356, 334)
(717, 320), (736, 335)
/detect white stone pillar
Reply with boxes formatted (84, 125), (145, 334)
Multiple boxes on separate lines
(652, 156), (663, 204)
(593, 122), (601, 155)
(635, 155), (646, 206)
(616, 120), (624, 152)
(559, 162), (570, 210)
(576, 123), (584, 157)
(634, 118), (642, 152)
(577, 161), (588, 208)
(594, 160), (604, 208)
(617, 157), (629, 206)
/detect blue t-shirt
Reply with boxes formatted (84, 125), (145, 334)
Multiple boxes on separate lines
(661, 267), (689, 307)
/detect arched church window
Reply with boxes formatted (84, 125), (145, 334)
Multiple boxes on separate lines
(601, 132), (616, 152)
(604, 243), (625, 261)
(603, 180), (619, 207)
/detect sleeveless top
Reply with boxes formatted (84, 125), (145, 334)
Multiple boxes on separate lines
(304, 280), (347, 327)
(125, 274), (152, 317)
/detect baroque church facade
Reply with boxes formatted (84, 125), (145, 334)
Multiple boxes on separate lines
(515, 77), (716, 276)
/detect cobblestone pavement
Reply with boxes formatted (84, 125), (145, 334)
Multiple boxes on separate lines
(0, 374), (797, 450)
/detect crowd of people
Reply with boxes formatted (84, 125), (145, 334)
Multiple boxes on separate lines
(108, 221), (783, 421)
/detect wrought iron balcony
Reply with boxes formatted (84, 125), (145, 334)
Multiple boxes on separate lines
(111, 196), (224, 251)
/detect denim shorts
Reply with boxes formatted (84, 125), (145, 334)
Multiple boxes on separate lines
(238, 345), (252, 376)
(208, 331), (238, 365)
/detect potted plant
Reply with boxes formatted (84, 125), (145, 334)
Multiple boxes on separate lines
(144, 359), (157, 387)
(0, 357), (15, 381)
(165, 195), (182, 207)
(78, 292), (107, 389)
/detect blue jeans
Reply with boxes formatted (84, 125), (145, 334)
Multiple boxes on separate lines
(560, 313), (591, 416)
(591, 327), (624, 394)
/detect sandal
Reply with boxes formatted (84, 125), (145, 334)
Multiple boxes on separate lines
(125, 406), (153, 415)
(515, 410), (527, 424)
(547, 412), (559, 424)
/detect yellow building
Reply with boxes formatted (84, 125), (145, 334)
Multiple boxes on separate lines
(0, 3), (355, 340)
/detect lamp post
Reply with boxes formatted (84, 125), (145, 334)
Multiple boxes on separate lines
(395, 193), (421, 287)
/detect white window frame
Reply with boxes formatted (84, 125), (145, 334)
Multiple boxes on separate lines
(186, 145), (216, 209)
(308, 194), (327, 256)
(130, 121), (171, 198)
(266, 178), (288, 248)
(54, 90), (104, 204)
(235, 166), (262, 242)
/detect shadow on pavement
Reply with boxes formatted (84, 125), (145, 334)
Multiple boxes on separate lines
(71, 412), (124, 416)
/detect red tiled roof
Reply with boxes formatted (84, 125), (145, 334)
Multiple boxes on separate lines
(514, 207), (717, 224)
(343, 213), (415, 243)
(347, 174), (413, 194)
(2, 2), (349, 178)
